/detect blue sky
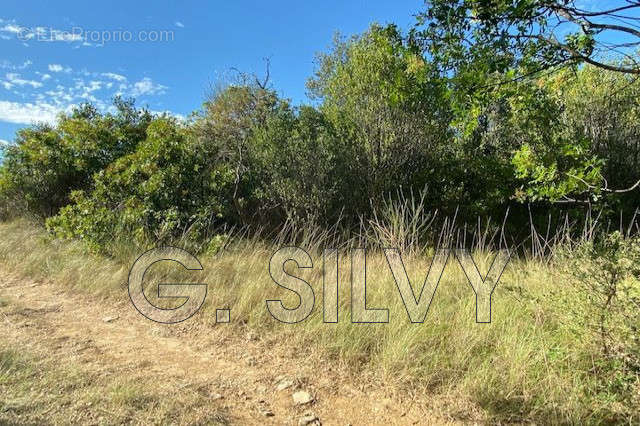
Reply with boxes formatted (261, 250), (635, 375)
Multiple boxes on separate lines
(0, 0), (423, 144)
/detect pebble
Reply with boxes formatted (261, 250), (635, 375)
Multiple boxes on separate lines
(260, 409), (274, 417)
(299, 414), (320, 425)
(292, 390), (314, 405)
(276, 379), (294, 391)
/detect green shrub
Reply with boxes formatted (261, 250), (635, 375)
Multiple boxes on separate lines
(47, 118), (236, 251)
(560, 232), (640, 407)
(0, 99), (151, 219)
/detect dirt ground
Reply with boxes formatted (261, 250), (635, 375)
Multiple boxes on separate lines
(0, 273), (466, 425)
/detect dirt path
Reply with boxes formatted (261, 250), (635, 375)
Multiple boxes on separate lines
(0, 273), (459, 425)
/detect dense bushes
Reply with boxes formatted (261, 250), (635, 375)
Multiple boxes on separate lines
(46, 118), (237, 249)
(250, 105), (350, 226)
(512, 68), (640, 207)
(309, 25), (456, 214)
(0, 99), (151, 219)
(566, 234), (640, 368)
(1, 25), (639, 251)
(557, 233), (640, 410)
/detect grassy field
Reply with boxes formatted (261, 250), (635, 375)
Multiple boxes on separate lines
(0, 219), (638, 424)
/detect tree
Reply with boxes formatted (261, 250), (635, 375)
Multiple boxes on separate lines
(193, 81), (289, 225)
(0, 98), (151, 219)
(512, 65), (640, 205)
(308, 24), (454, 214)
(250, 105), (347, 226)
(415, 0), (640, 80)
(47, 118), (237, 250)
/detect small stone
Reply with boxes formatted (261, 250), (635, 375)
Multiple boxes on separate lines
(102, 316), (119, 323)
(292, 390), (314, 405)
(260, 409), (274, 417)
(210, 393), (223, 401)
(276, 379), (294, 391)
(299, 414), (319, 425)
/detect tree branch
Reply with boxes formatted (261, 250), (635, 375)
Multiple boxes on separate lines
(566, 173), (640, 194)
(583, 21), (640, 38)
(541, 35), (640, 74)
(568, 3), (640, 18)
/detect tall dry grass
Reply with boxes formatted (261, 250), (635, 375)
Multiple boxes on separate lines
(0, 200), (638, 423)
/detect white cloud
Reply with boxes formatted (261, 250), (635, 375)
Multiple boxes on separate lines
(102, 72), (127, 82)
(131, 77), (167, 96)
(175, 21), (185, 28)
(0, 139), (9, 147)
(5, 72), (43, 88)
(74, 80), (104, 101)
(0, 60), (32, 70)
(1, 24), (23, 35)
(43, 88), (73, 103)
(48, 64), (72, 73)
(151, 110), (186, 121)
(87, 81), (102, 91)
(0, 62), (172, 127)
(0, 100), (74, 125)
(49, 29), (83, 42)
(0, 20), (87, 45)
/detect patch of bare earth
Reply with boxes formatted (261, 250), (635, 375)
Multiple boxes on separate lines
(0, 273), (467, 425)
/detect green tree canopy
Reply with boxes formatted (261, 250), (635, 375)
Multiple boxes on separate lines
(414, 0), (640, 80)
(308, 24), (454, 212)
(0, 98), (151, 218)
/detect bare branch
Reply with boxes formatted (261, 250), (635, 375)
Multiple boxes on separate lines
(541, 35), (640, 74)
(566, 173), (640, 194)
(586, 22), (640, 38)
(568, 3), (640, 18)
(256, 57), (271, 90)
